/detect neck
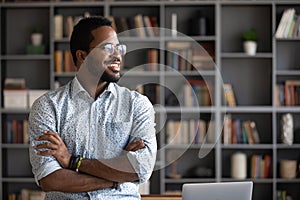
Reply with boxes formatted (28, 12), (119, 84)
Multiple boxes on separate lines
(76, 68), (108, 99)
(95, 81), (109, 98)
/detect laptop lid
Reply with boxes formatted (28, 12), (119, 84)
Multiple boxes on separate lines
(182, 181), (253, 200)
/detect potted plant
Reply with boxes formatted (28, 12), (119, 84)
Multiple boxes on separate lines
(31, 27), (43, 46)
(241, 28), (258, 55)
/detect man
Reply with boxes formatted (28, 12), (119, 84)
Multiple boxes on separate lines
(29, 16), (157, 199)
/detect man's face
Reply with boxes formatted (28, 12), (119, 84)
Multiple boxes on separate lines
(86, 26), (124, 83)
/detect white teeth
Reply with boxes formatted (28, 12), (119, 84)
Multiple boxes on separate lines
(108, 63), (120, 72)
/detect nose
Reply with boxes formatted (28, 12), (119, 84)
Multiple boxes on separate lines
(112, 47), (122, 59)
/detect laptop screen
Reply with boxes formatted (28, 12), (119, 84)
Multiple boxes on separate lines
(182, 181), (253, 200)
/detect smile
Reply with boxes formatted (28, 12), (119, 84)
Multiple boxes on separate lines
(108, 62), (120, 73)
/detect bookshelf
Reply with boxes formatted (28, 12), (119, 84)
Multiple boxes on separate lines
(1, 1), (300, 200)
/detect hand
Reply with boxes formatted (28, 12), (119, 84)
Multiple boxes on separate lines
(34, 130), (71, 168)
(124, 140), (145, 152)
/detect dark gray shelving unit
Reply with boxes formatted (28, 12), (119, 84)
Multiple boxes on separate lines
(1, 1), (300, 199)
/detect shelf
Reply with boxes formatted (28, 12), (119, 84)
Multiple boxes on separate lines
(53, 38), (70, 43)
(1, 2), (50, 7)
(221, 106), (273, 113)
(164, 35), (216, 42)
(2, 178), (35, 183)
(221, 144), (273, 149)
(276, 38), (300, 41)
(221, 52), (273, 58)
(165, 178), (216, 183)
(276, 70), (300, 76)
(276, 144), (300, 149)
(163, 144), (216, 149)
(275, 107), (300, 113)
(221, 178), (274, 184)
(163, 106), (215, 113)
(55, 72), (76, 77)
(0, 55), (51, 60)
(121, 71), (162, 77)
(119, 36), (161, 42)
(1, 1), (300, 199)
(1, 144), (30, 149)
(164, 70), (215, 77)
(0, 108), (30, 114)
(276, 178), (300, 183)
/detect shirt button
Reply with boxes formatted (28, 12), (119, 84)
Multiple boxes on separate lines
(91, 147), (94, 151)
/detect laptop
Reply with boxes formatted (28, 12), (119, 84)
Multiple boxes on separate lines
(182, 181), (253, 200)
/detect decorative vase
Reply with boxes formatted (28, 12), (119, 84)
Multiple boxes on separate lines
(31, 33), (43, 46)
(231, 152), (247, 179)
(243, 41), (257, 55)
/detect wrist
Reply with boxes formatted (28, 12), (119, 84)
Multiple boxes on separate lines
(68, 155), (82, 172)
(112, 181), (119, 190)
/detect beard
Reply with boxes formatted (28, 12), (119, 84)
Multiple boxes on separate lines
(85, 56), (121, 83)
(100, 69), (120, 83)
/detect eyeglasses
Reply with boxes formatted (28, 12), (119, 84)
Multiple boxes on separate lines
(91, 43), (127, 56)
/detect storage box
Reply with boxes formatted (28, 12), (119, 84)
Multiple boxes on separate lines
(28, 90), (49, 108)
(4, 89), (28, 109)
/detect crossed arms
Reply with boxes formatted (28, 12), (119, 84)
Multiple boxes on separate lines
(33, 131), (145, 192)
(29, 95), (157, 193)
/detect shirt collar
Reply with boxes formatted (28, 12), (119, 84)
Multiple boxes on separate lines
(71, 76), (117, 99)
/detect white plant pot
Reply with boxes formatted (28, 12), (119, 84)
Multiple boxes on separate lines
(31, 33), (43, 46)
(243, 41), (257, 56)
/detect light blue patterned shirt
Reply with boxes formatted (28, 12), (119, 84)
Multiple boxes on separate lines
(28, 77), (157, 200)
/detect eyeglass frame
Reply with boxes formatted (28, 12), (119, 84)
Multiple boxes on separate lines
(89, 43), (127, 56)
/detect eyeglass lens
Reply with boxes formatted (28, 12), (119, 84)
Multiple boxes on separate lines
(104, 44), (126, 56)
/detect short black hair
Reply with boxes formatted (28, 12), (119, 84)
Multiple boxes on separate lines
(70, 16), (112, 65)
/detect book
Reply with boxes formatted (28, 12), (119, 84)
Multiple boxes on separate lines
(55, 50), (63, 73)
(206, 120), (215, 144)
(263, 155), (272, 178)
(275, 9), (291, 38)
(134, 14), (146, 37)
(223, 84), (236, 107)
(187, 79), (212, 106)
(149, 16), (159, 36)
(143, 15), (155, 37)
(250, 121), (260, 144)
(147, 49), (158, 71)
(234, 119), (243, 144)
(183, 83), (193, 107)
(166, 120), (174, 144)
(171, 13), (177, 37)
(198, 119), (206, 143)
(293, 15), (300, 38)
(188, 119), (196, 144)
(223, 114), (232, 144)
(54, 15), (63, 39)
(64, 15), (74, 38)
(23, 120), (29, 144)
(283, 8), (296, 38)
(4, 78), (26, 89)
(64, 50), (76, 72)
(21, 188), (46, 200)
(243, 121), (256, 144)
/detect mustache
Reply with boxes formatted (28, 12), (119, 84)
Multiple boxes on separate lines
(104, 57), (120, 65)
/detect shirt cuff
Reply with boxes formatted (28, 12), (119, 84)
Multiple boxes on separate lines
(35, 161), (62, 186)
(126, 149), (156, 183)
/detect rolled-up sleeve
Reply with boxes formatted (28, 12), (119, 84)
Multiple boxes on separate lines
(28, 95), (62, 186)
(127, 95), (157, 183)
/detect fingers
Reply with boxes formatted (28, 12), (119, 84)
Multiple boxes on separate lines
(36, 131), (61, 145)
(125, 140), (145, 151)
(34, 131), (61, 155)
(36, 149), (56, 156)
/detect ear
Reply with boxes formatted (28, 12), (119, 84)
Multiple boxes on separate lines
(76, 50), (87, 64)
